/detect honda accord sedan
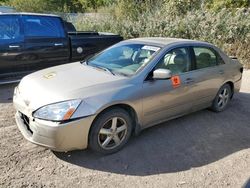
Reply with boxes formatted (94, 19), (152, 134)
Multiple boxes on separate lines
(13, 38), (243, 154)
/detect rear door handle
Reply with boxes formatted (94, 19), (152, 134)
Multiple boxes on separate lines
(9, 45), (20, 48)
(54, 43), (64, 46)
(185, 78), (194, 84)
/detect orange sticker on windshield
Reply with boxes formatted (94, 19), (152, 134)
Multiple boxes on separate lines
(171, 75), (181, 88)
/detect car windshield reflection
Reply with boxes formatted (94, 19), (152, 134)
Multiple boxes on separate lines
(85, 44), (161, 76)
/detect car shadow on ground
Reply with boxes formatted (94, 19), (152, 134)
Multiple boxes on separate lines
(54, 92), (250, 176)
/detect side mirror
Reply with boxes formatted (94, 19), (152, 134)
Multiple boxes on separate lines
(153, 69), (172, 80)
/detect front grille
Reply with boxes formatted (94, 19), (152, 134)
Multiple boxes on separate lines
(20, 112), (33, 134)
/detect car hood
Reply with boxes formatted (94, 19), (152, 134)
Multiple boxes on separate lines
(17, 62), (126, 110)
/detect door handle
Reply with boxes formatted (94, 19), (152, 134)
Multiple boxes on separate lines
(54, 43), (64, 46)
(9, 45), (20, 48)
(185, 78), (194, 84)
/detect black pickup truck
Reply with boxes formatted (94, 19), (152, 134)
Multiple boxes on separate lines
(0, 13), (123, 84)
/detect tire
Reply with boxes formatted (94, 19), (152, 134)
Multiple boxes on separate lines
(89, 108), (133, 154)
(211, 84), (232, 112)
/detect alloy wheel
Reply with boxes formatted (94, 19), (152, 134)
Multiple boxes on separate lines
(98, 117), (128, 150)
(217, 88), (230, 109)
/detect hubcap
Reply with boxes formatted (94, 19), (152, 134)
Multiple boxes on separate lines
(98, 117), (127, 150)
(217, 88), (229, 108)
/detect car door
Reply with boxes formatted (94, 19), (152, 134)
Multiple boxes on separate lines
(142, 47), (197, 127)
(188, 46), (226, 110)
(21, 15), (70, 72)
(0, 15), (25, 78)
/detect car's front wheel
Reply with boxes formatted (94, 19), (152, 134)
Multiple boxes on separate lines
(89, 108), (133, 154)
(211, 84), (232, 112)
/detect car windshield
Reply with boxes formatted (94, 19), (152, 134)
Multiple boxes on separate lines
(85, 44), (161, 76)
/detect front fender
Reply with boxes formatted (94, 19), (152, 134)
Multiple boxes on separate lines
(71, 84), (143, 126)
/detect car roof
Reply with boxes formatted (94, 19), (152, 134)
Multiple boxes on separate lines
(126, 37), (212, 48)
(0, 12), (60, 17)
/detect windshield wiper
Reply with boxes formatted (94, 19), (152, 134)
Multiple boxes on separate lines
(91, 65), (115, 75)
(81, 60), (88, 65)
(113, 71), (129, 77)
(97, 66), (115, 75)
(81, 61), (115, 75)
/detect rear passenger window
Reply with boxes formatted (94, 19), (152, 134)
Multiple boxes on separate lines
(193, 47), (217, 69)
(0, 15), (21, 41)
(155, 47), (191, 75)
(22, 16), (65, 38)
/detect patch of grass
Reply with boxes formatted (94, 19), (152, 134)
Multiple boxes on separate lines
(67, 8), (250, 67)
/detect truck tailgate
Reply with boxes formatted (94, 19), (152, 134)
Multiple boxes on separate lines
(68, 32), (123, 61)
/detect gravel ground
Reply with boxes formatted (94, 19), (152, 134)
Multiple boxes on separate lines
(0, 71), (250, 188)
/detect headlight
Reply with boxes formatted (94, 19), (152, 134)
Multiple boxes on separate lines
(33, 99), (81, 121)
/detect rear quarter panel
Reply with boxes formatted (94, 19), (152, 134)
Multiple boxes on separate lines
(224, 59), (243, 92)
(216, 47), (243, 92)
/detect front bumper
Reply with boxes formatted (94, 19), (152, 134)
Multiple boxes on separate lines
(15, 111), (95, 152)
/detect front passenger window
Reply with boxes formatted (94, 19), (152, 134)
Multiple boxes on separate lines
(155, 47), (191, 75)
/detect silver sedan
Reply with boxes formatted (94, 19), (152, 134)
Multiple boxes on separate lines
(13, 38), (243, 154)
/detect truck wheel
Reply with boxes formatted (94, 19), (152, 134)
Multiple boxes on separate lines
(211, 84), (232, 112)
(89, 108), (133, 154)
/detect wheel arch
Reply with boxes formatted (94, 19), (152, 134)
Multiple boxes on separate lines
(88, 103), (141, 142)
(223, 81), (234, 98)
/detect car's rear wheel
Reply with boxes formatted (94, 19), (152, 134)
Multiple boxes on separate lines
(89, 108), (132, 154)
(211, 84), (232, 112)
